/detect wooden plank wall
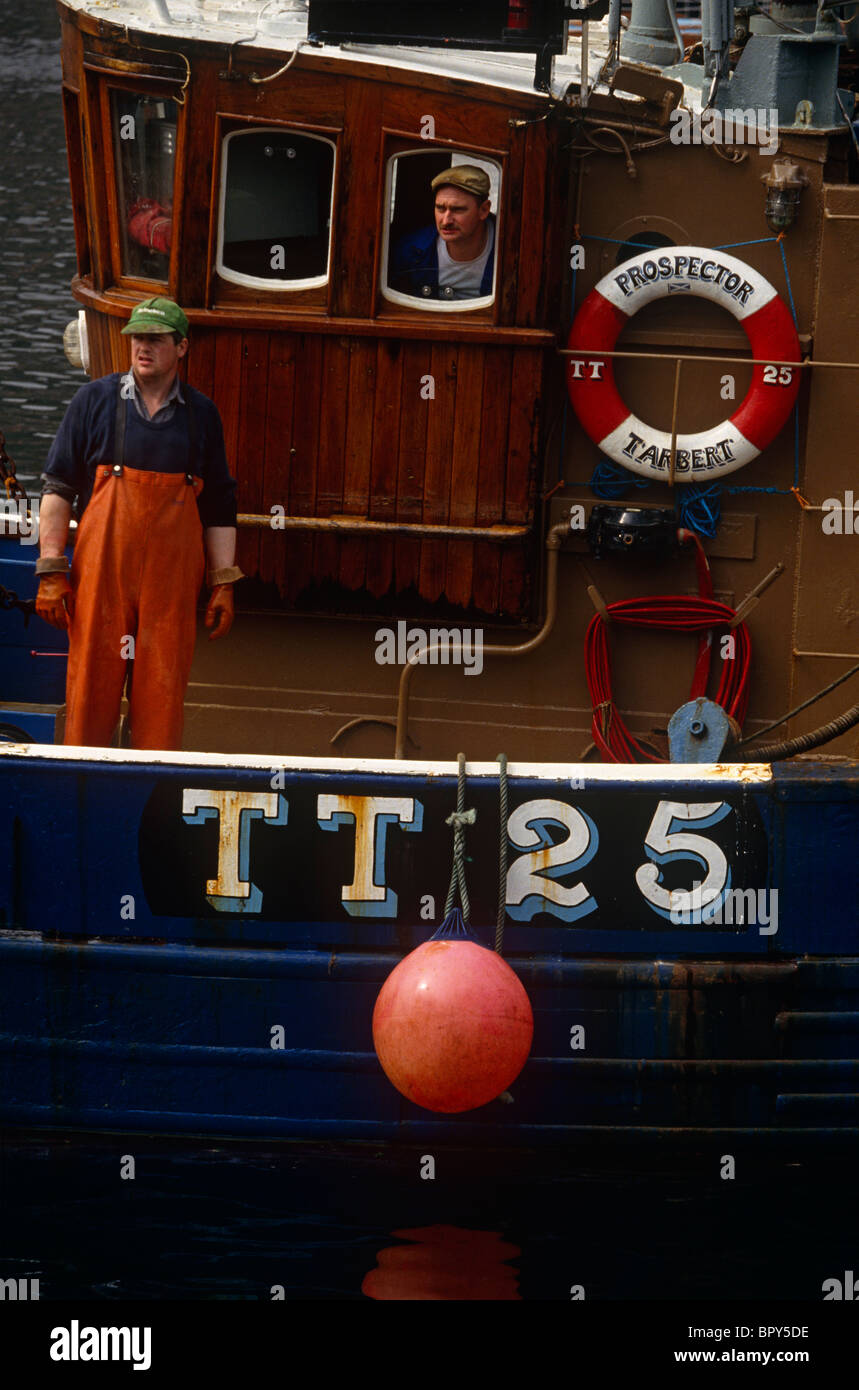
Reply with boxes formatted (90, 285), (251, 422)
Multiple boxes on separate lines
(187, 328), (542, 613)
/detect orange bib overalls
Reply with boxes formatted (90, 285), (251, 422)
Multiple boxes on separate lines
(63, 388), (206, 750)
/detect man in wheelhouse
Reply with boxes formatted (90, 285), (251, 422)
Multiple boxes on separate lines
(34, 297), (241, 751)
(391, 165), (496, 301)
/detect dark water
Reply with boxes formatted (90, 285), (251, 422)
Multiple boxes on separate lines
(0, 0), (80, 491)
(1, 1129), (857, 1301)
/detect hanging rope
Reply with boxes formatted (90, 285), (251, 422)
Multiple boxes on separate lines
(676, 481), (722, 539)
(495, 753), (508, 955)
(443, 752), (475, 925)
(589, 456), (651, 500)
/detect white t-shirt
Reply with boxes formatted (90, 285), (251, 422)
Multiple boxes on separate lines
(436, 217), (495, 298)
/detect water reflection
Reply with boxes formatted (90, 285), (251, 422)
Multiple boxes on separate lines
(1, 1131), (858, 1299)
(362, 1226), (521, 1301)
(0, 0), (82, 488)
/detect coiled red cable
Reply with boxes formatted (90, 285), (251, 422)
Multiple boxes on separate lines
(584, 531), (752, 763)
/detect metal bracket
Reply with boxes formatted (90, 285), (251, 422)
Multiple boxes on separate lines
(668, 697), (739, 762)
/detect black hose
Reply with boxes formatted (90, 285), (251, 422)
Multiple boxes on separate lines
(742, 703), (859, 761)
(738, 660), (859, 746)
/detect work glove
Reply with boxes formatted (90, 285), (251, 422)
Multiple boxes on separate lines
(35, 573), (74, 630)
(205, 583), (234, 641)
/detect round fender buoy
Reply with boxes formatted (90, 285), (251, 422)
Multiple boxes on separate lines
(567, 244), (801, 481)
(372, 939), (533, 1113)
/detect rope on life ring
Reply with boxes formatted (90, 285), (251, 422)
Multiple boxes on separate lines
(567, 245), (801, 482)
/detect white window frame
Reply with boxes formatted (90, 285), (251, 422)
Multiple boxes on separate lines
(380, 149), (501, 313)
(216, 126), (336, 291)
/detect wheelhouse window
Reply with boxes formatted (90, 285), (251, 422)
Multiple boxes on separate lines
(382, 150), (501, 312)
(112, 91), (178, 280)
(217, 129), (335, 289)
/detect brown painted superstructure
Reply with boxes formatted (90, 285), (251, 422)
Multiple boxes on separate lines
(56, 3), (859, 763)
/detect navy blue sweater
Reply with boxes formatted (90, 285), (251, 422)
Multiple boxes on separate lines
(390, 216), (496, 300)
(40, 373), (237, 528)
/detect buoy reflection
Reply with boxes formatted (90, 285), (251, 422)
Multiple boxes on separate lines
(362, 1224), (521, 1300)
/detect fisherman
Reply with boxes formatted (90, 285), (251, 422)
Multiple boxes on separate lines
(34, 297), (241, 750)
(391, 164), (495, 300)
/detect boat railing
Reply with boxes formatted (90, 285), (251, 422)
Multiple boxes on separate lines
(234, 515), (528, 540)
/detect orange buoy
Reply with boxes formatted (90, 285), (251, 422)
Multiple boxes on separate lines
(372, 917), (533, 1113)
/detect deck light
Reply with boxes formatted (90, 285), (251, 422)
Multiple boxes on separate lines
(761, 158), (807, 232)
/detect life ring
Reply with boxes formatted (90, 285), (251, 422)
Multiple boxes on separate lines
(566, 245), (801, 481)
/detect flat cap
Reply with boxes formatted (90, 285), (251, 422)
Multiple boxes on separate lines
(431, 165), (491, 199)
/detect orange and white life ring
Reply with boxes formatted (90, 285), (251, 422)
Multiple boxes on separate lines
(566, 245), (801, 481)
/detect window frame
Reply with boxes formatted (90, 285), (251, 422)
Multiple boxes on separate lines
(94, 71), (185, 294)
(62, 85), (92, 280)
(214, 124), (338, 294)
(378, 145), (503, 316)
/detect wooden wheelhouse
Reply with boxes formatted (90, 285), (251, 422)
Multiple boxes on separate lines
(58, 0), (573, 620)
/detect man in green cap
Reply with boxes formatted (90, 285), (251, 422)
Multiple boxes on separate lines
(390, 163), (496, 301)
(35, 296), (241, 750)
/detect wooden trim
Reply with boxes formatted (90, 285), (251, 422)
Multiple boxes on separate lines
(214, 110), (344, 138)
(82, 57), (189, 82)
(81, 70), (110, 291)
(169, 78), (188, 299)
(207, 112), (342, 311)
(380, 126), (508, 159)
(92, 70), (186, 294)
(205, 111), (222, 308)
(72, 279), (556, 347)
(104, 273), (162, 296)
(368, 123), (387, 320)
(212, 278), (329, 311)
(61, 86), (91, 279)
(371, 135), (506, 326)
(237, 514), (530, 541)
(97, 80), (123, 288)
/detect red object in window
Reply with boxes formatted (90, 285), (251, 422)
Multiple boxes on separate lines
(507, 1), (532, 30)
(127, 197), (172, 255)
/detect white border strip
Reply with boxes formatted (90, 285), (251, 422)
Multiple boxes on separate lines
(379, 148), (500, 314)
(215, 127), (336, 291)
(0, 743), (773, 782)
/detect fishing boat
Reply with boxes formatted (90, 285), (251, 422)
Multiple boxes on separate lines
(0, 0), (857, 1143)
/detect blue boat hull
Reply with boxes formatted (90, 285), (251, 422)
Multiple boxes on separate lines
(1, 746), (857, 1141)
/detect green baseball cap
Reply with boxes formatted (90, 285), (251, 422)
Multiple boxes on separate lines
(121, 297), (189, 337)
(431, 165), (491, 199)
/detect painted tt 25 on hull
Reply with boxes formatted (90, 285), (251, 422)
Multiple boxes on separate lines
(1, 747), (856, 1142)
